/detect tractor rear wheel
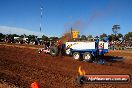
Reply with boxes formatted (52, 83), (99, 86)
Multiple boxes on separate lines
(50, 46), (58, 56)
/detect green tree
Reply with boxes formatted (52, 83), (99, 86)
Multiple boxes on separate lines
(20, 35), (24, 38)
(87, 35), (93, 41)
(20, 34), (28, 38)
(28, 35), (36, 40)
(112, 25), (120, 36)
(108, 35), (112, 42)
(49, 37), (59, 41)
(23, 34), (27, 37)
(117, 33), (123, 41)
(95, 36), (99, 39)
(0, 33), (5, 39)
(42, 35), (49, 41)
(87, 35), (93, 38)
(112, 25), (120, 41)
(124, 32), (132, 41)
(12, 34), (19, 37)
(100, 33), (107, 40)
(80, 35), (87, 40)
(108, 34), (117, 41)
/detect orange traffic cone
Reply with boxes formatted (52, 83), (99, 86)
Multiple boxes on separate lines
(31, 81), (39, 88)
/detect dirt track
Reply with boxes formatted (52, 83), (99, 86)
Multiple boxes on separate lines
(0, 44), (132, 88)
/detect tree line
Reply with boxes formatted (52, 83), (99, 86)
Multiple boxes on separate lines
(78, 32), (132, 42)
(0, 25), (132, 42)
(0, 33), (59, 41)
(80, 25), (132, 42)
(0, 32), (131, 42)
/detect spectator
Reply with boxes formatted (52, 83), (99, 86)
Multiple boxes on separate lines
(60, 44), (65, 57)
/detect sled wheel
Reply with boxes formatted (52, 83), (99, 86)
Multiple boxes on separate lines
(83, 52), (93, 62)
(73, 52), (80, 60)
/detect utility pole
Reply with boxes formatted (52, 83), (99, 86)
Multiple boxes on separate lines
(40, 6), (43, 32)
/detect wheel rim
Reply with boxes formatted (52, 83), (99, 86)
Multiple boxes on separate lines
(74, 53), (79, 59)
(84, 54), (91, 60)
(66, 49), (70, 55)
(52, 49), (55, 54)
(52, 49), (55, 53)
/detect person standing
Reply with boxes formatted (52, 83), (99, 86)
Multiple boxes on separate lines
(60, 44), (65, 57)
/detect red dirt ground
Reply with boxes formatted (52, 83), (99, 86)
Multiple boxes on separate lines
(0, 44), (132, 88)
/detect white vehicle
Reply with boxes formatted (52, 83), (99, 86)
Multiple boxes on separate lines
(65, 39), (109, 62)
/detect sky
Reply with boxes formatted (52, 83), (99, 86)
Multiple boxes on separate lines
(0, 0), (132, 37)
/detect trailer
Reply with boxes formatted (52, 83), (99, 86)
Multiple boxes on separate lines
(65, 39), (109, 62)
